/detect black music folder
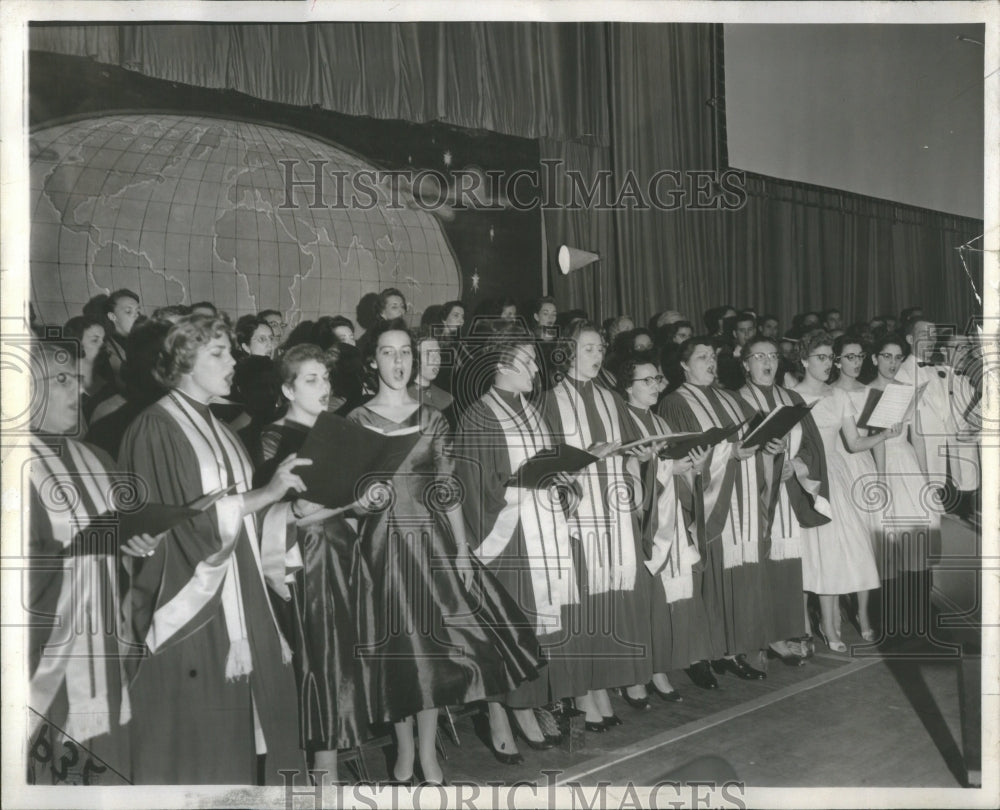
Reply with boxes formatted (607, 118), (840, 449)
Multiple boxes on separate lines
(657, 422), (744, 460)
(505, 444), (599, 489)
(296, 412), (422, 508)
(740, 402), (815, 449)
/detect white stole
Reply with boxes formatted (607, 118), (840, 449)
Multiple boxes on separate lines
(740, 383), (802, 561)
(625, 409), (700, 603)
(551, 379), (638, 593)
(472, 390), (578, 634)
(28, 437), (131, 743)
(677, 384), (759, 568)
(151, 394), (291, 679)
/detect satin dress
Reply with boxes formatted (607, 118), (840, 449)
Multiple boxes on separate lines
(347, 403), (544, 722)
(258, 420), (374, 751)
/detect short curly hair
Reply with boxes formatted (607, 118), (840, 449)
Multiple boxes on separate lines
(278, 343), (328, 388)
(797, 329), (833, 361)
(153, 314), (232, 389)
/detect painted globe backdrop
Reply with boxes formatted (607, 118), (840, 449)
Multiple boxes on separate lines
(29, 114), (461, 325)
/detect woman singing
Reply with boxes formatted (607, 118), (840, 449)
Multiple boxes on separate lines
(347, 319), (543, 785)
(615, 351), (711, 702)
(542, 321), (653, 729)
(257, 344), (375, 784)
(658, 337), (783, 687)
(118, 314), (308, 784)
(738, 336), (831, 662)
(791, 331), (901, 651)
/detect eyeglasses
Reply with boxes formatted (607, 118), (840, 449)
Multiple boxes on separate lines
(266, 321), (287, 329)
(839, 353), (863, 362)
(808, 353), (834, 362)
(632, 375), (665, 386)
(878, 353), (904, 362)
(747, 352), (779, 362)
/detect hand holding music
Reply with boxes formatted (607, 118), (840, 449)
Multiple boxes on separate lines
(121, 532), (164, 558)
(588, 440), (622, 459)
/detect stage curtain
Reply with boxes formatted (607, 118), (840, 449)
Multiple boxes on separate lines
(29, 22), (983, 327)
(30, 23), (609, 145)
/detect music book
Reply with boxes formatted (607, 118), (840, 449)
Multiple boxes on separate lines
(856, 383), (926, 431)
(656, 422), (745, 460)
(75, 484), (239, 548)
(739, 402), (816, 450)
(505, 444), (599, 489)
(296, 412), (423, 508)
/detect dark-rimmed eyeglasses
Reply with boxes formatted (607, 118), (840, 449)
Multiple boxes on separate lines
(632, 375), (665, 386)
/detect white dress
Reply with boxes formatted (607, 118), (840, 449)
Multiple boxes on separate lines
(879, 402), (942, 573)
(795, 387), (880, 595)
(840, 386), (886, 574)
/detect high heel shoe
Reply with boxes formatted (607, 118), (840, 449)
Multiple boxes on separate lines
(647, 681), (683, 702)
(487, 739), (524, 766)
(619, 688), (651, 711)
(583, 719), (607, 733)
(510, 713), (555, 750)
(601, 713), (623, 728)
(816, 626), (847, 653)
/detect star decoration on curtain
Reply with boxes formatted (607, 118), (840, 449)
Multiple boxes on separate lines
(471, 269), (480, 293)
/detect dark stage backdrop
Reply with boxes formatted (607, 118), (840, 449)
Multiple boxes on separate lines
(30, 23), (984, 331)
(28, 51), (542, 327)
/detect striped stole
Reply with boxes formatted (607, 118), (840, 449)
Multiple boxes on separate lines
(28, 437), (130, 742)
(473, 390), (578, 634)
(149, 393), (290, 679)
(676, 384), (759, 568)
(740, 383), (802, 561)
(551, 379), (638, 593)
(625, 409), (700, 603)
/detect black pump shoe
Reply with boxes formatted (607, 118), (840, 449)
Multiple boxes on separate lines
(511, 714), (555, 750)
(685, 660), (719, 690)
(647, 681), (683, 702)
(488, 740), (524, 766)
(601, 713), (623, 728)
(619, 689), (651, 711)
(584, 719), (607, 733)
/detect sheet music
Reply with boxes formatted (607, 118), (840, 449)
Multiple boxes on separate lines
(866, 383), (915, 428)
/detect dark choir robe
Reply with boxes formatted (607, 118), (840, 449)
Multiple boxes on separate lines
(739, 383), (832, 641)
(257, 420), (374, 751)
(454, 387), (584, 704)
(28, 437), (131, 784)
(657, 383), (772, 654)
(541, 376), (653, 691)
(620, 404), (721, 670)
(118, 390), (301, 785)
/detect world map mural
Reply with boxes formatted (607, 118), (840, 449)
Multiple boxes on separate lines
(30, 114), (462, 326)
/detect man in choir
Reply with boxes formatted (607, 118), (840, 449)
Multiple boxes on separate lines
(27, 340), (139, 783)
(822, 309), (843, 333)
(103, 289), (142, 391)
(532, 296), (559, 340)
(760, 315), (780, 340)
(896, 317), (980, 507)
(259, 309), (287, 344)
(717, 312), (757, 390)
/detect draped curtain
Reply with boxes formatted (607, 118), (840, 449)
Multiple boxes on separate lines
(30, 22), (983, 327)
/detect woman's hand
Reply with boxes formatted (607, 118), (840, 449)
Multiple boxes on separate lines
(734, 443), (757, 460)
(762, 438), (785, 456)
(588, 440), (621, 459)
(121, 532), (163, 558)
(265, 454), (312, 504)
(628, 445), (658, 463)
(688, 445), (710, 474)
(882, 422), (904, 440)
